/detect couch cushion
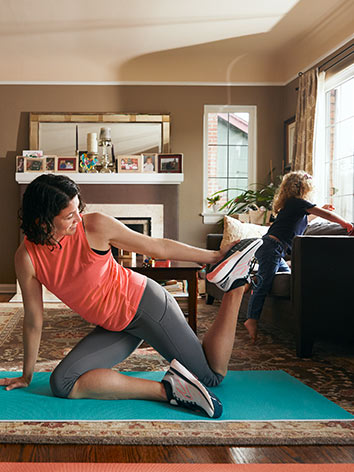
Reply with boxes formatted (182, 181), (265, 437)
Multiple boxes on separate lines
(221, 216), (268, 249)
(304, 220), (349, 235)
(270, 273), (291, 298)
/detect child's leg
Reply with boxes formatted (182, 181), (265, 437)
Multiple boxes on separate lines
(245, 237), (285, 342)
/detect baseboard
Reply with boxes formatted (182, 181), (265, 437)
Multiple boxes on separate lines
(0, 284), (16, 293)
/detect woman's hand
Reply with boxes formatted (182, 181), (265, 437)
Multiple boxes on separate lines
(0, 375), (30, 391)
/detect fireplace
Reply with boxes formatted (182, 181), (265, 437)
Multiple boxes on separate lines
(85, 204), (164, 238)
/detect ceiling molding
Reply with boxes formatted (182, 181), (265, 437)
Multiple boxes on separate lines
(0, 80), (285, 87)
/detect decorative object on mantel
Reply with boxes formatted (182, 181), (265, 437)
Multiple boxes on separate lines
(79, 152), (98, 173)
(98, 127), (114, 174)
(56, 156), (78, 173)
(22, 150), (43, 157)
(118, 155), (141, 173)
(142, 153), (157, 173)
(158, 153), (183, 173)
(80, 132), (99, 173)
(17, 155), (57, 173)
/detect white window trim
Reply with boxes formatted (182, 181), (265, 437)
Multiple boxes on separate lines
(314, 64), (354, 209)
(324, 64), (354, 92)
(202, 105), (257, 224)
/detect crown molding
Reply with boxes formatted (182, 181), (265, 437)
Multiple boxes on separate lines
(0, 80), (284, 86)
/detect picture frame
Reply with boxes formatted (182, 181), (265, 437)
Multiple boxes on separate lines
(22, 150), (43, 158)
(284, 116), (296, 165)
(25, 157), (45, 172)
(56, 156), (78, 173)
(141, 153), (157, 173)
(158, 153), (183, 173)
(16, 156), (25, 172)
(44, 155), (56, 172)
(118, 155), (141, 173)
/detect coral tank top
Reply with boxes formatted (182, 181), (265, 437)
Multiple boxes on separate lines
(24, 220), (147, 331)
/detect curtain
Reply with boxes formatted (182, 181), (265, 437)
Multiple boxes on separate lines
(292, 69), (318, 174)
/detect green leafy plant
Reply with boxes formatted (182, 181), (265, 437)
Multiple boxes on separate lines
(210, 174), (282, 225)
(206, 194), (221, 208)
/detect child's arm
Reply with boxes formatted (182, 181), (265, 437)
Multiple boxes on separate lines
(308, 204), (334, 222)
(307, 206), (354, 234)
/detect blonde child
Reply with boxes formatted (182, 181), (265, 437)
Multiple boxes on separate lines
(244, 170), (353, 343)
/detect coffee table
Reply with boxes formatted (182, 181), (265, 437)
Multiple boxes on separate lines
(118, 258), (202, 333)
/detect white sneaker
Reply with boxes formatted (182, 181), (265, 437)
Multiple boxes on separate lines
(207, 238), (263, 292)
(162, 359), (223, 418)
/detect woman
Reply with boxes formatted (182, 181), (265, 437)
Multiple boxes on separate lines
(0, 174), (257, 418)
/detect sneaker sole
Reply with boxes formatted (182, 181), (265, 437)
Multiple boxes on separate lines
(170, 360), (215, 416)
(207, 239), (262, 284)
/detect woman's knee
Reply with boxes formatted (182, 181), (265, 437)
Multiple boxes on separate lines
(201, 370), (224, 388)
(50, 365), (77, 398)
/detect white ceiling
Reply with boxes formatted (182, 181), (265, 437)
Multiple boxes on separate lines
(0, 0), (353, 84)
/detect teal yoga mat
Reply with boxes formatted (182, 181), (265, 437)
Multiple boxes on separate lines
(0, 370), (352, 422)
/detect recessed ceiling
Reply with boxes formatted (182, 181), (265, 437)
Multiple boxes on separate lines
(0, 0), (352, 84)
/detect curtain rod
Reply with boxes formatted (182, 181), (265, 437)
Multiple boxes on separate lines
(295, 44), (353, 89)
(318, 44), (354, 72)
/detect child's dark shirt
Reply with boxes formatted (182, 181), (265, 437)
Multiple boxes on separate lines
(267, 197), (315, 249)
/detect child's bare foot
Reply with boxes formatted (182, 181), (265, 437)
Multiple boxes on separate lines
(244, 319), (258, 344)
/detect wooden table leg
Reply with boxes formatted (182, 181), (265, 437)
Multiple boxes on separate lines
(187, 271), (198, 333)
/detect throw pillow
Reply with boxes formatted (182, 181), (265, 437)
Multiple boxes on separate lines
(220, 216), (268, 250)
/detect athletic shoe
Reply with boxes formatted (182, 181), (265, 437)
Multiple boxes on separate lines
(162, 359), (223, 419)
(206, 238), (263, 292)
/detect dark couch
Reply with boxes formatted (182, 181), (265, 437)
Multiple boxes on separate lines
(206, 222), (354, 357)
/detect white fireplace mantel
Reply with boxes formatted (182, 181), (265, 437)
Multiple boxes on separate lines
(15, 172), (184, 185)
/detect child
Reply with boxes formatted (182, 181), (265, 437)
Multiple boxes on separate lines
(244, 170), (353, 343)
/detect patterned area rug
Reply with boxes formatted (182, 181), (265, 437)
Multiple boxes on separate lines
(0, 300), (353, 446)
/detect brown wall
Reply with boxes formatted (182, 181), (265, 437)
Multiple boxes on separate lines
(0, 84), (289, 284)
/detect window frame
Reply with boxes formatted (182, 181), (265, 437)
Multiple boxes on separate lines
(314, 64), (354, 220)
(202, 104), (257, 223)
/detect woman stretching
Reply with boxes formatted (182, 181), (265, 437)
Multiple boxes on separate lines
(0, 174), (259, 418)
(244, 170), (353, 343)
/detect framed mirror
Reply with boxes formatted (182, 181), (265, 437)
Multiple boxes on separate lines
(29, 113), (171, 156)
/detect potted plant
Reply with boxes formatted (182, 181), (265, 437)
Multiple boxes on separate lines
(210, 175), (282, 225)
(206, 194), (221, 212)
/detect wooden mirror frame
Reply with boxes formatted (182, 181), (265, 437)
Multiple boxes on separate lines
(29, 112), (171, 153)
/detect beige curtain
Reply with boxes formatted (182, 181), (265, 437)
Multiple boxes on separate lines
(292, 69), (318, 174)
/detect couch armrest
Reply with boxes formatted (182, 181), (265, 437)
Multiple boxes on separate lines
(291, 235), (354, 356)
(206, 234), (223, 251)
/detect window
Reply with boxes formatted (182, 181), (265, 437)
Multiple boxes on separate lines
(203, 105), (256, 221)
(314, 65), (354, 221)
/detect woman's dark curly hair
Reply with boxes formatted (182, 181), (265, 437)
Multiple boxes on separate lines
(19, 174), (85, 245)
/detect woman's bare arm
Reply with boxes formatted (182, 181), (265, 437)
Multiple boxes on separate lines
(83, 212), (229, 264)
(0, 243), (44, 390)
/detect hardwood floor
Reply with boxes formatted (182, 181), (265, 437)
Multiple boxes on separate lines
(0, 444), (354, 463)
(0, 293), (353, 464)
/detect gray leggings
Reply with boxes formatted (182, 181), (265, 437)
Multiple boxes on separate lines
(50, 278), (223, 398)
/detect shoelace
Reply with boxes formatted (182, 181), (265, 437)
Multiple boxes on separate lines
(247, 258), (263, 289)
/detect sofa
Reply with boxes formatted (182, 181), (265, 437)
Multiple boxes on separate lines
(205, 219), (354, 357)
